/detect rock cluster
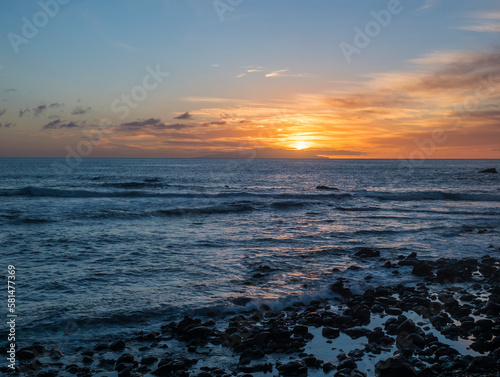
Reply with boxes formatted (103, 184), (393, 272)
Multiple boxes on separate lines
(3, 254), (500, 377)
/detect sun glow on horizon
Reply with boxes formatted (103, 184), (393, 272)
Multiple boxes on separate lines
(294, 141), (310, 150)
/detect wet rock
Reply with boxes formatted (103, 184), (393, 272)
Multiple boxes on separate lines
(303, 356), (322, 368)
(94, 343), (108, 352)
(293, 325), (309, 335)
(436, 267), (460, 284)
(322, 326), (340, 339)
(98, 358), (115, 370)
(316, 185), (338, 190)
(385, 307), (402, 316)
(17, 349), (36, 361)
(109, 340), (126, 351)
(406, 333), (425, 349)
(153, 358), (197, 376)
(277, 360), (308, 376)
(485, 296), (500, 314)
(49, 348), (64, 359)
(411, 262), (434, 277)
(478, 168), (498, 174)
(343, 327), (371, 339)
(337, 358), (357, 370)
(239, 348), (265, 364)
(197, 373), (213, 377)
(322, 362), (335, 373)
(397, 319), (416, 334)
(351, 370), (367, 377)
(466, 355), (498, 372)
(141, 356), (158, 365)
(354, 248), (380, 258)
(375, 354), (416, 377)
(117, 353), (134, 364)
(331, 278), (352, 298)
(367, 327), (385, 343)
(476, 318), (494, 331)
(82, 356), (93, 363)
(185, 326), (212, 341)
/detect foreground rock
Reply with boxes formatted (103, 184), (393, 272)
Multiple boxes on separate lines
(8, 254), (500, 377)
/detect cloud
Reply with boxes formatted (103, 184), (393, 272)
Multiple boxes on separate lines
(0, 122), (14, 128)
(201, 121), (226, 126)
(50, 103), (64, 108)
(456, 11), (500, 33)
(33, 105), (47, 117)
(265, 69), (289, 78)
(174, 112), (192, 120)
(265, 68), (312, 78)
(119, 118), (197, 131)
(121, 118), (164, 129)
(0, 109), (6, 117)
(4, 88), (16, 93)
(154, 123), (194, 130)
(19, 108), (30, 117)
(418, 0), (439, 11)
(71, 106), (92, 115)
(237, 66), (264, 77)
(43, 119), (82, 129)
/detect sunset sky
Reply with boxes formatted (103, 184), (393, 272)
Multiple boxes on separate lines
(0, 0), (499, 158)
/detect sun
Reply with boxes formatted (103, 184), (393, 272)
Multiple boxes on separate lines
(294, 141), (310, 150)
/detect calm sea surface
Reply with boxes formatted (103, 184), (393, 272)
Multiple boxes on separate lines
(1, 158), (499, 348)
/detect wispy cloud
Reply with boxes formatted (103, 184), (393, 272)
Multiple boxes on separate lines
(174, 112), (193, 120)
(33, 105), (47, 117)
(43, 119), (82, 129)
(0, 109), (6, 117)
(19, 108), (30, 118)
(418, 0), (439, 11)
(71, 106), (92, 115)
(236, 66), (263, 78)
(265, 68), (312, 78)
(265, 69), (289, 78)
(119, 118), (202, 131)
(456, 11), (500, 33)
(0, 122), (14, 128)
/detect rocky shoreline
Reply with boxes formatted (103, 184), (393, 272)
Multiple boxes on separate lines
(3, 251), (500, 377)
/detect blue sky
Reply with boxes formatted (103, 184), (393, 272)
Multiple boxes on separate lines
(1, 0), (499, 158)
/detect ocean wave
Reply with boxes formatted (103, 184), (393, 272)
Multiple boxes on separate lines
(363, 190), (500, 202)
(337, 206), (381, 212)
(0, 186), (350, 200)
(154, 204), (255, 216)
(99, 181), (167, 189)
(2, 186), (500, 203)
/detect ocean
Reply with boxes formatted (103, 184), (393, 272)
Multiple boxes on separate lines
(1, 158), (499, 351)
